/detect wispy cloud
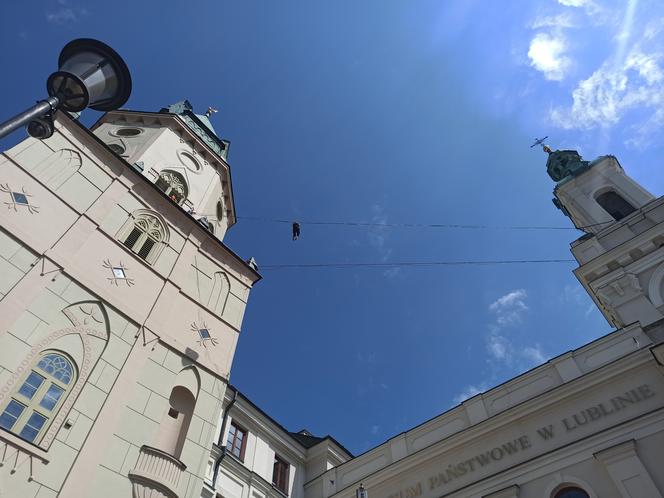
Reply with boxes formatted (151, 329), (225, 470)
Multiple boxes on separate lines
(529, 13), (576, 30)
(489, 289), (528, 328)
(522, 345), (547, 364)
(452, 383), (487, 404)
(485, 289), (548, 369)
(46, 1), (88, 24)
(551, 49), (664, 130)
(528, 32), (572, 81)
(546, 2), (664, 148)
(366, 203), (401, 278)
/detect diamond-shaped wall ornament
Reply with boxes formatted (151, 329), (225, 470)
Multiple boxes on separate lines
(0, 183), (39, 213)
(191, 321), (218, 347)
(103, 259), (135, 286)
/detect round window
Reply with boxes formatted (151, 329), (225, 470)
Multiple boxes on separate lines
(114, 127), (142, 137)
(179, 151), (201, 172)
(108, 143), (125, 155)
(216, 200), (224, 221)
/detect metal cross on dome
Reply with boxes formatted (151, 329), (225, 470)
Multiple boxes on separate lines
(530, 136), (552, 154)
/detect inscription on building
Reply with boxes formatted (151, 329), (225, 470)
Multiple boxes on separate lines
(387, 384), (655, 498)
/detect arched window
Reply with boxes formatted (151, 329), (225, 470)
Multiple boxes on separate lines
(553, 487), (590, 498)
(596, 190), (636, 221)
(0, 352), (76, 443)
(118, 210), (169, 264)
(155, 170), (188, 205)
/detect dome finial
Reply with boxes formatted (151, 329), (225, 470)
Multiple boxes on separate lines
(530, 136), (551, 154)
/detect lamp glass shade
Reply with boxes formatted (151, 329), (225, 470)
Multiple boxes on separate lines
(46, 39), (131, 112)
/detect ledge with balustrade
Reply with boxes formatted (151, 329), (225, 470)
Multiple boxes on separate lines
(128, 444), (187, 498)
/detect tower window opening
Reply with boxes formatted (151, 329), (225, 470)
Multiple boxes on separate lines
(595, 190), (636, 221)
(155, 170), (188, 205)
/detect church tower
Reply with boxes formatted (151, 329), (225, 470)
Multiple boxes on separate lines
(546, 148), (664, 335)
(0, 101), (260, 498)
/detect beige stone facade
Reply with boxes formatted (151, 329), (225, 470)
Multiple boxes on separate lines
(0, 106), (259, 498)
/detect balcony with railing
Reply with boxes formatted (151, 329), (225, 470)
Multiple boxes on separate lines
(129, 445), (187, 498)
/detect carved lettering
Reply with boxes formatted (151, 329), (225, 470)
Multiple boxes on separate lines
(389, 384), (655, 498)
(536, 425), (554, 440)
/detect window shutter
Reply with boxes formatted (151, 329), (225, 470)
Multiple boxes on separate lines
(123, 227), (142, 250)
(137, 238), (155, 260)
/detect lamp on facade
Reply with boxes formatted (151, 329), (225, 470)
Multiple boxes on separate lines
(357, 484), (368, 498)
(0, 38), (131, 140)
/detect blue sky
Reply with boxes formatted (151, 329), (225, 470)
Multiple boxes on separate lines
(2, 0), (664, 454)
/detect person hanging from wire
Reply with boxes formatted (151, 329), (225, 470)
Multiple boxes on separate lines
(292, 222), (300, 241)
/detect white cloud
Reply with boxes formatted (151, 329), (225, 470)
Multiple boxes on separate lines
(484, 289), (548, 369)
(558, 0), (589, 7)
(489, 289), (528, 327)
(452, 384), (487, 404)
(551, 49), (664, 130)
(486, 333), (509, 360)
(557, 0), (603, 17)
(46, 1), (88, 24)
(530, 13), (576, 29)
(522, 345), (547, 365)
(528, 32), (572, 81)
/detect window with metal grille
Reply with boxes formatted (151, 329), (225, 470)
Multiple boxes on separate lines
(272, 454), (290, 495)
(225, 421), (247, 461)
(155, 170), (188, 205)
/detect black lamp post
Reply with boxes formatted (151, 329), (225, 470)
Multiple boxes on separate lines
(0, 38), (131, 140)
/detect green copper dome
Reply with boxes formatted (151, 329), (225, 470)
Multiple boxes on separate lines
(159, 100), (229, 160)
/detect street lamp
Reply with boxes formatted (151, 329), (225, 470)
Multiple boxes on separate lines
(0, 38), (131, 140)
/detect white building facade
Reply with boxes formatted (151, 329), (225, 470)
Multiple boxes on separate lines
(203, 149), (664, 498)
(0, 102), (260, 498)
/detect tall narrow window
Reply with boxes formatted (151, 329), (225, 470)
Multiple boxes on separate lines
(596, 191), (636, 221)
(272, 454), (290, 495)
(155, 170), (188, 205)
(118, 211), (169, 265)
(225, 421), (247, 461)
(0, 352), (76, 443)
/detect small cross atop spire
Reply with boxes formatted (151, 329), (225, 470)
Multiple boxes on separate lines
(205, 106), (218, 118)
(530, 136), (551, 154)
